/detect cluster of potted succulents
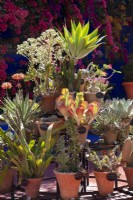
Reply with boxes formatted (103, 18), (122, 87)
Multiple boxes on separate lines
(86, 145), (122, 196)
(1, 19), (133, 199)
(92, 98), (133, 144)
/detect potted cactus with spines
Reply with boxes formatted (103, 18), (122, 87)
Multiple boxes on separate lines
(86, 145), (122, 196)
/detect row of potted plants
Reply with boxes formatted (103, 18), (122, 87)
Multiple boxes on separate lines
(0, 20), (133, 199)
(1, 88), (133, 199)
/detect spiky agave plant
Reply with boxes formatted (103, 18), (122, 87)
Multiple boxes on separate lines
(59, 21), (105, 91)
(1, 92), (40, 137)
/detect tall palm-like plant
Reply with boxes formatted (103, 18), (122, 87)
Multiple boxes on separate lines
(60, 21), (105, 91)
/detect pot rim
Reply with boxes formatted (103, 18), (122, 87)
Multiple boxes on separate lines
(54, 168), (78, 175)
(122, 82), (133, 86)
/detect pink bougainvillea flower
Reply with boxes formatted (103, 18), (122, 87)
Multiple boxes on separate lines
(1, 82), (12, 89)
(12, 73), (25, 80)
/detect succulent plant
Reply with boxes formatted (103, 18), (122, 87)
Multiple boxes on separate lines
(86, 145), (122, 173)
(92, 98), (133, 142)
(59, 21), (105, 92)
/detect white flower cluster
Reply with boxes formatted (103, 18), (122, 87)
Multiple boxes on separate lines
(17, 29), (65, 67)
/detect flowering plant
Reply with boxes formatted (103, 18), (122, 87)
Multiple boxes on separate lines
(17, 29), (65, 95)
(80, 62), (121, 94)
(56, 88), (99, 126)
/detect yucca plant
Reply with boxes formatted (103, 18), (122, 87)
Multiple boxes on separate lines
(0, 125), (53, 180)
(0, 92), (40, 138)
(60, 21), (105, 91)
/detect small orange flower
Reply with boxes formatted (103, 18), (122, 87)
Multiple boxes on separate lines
(12, 73), (25, 80)
(1, 82), (12, 89)
(16, 83), (22, 88)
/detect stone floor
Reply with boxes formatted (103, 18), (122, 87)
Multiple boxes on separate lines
(0, 165), (133, 200)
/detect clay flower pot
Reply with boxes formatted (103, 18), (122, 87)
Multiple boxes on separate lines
(77, 124), (90, 145)
(25, 178), (42, 199)
(103, 130), (117, 145)
(36, 117), (64, 137)
(54, 169), (81, 200)
(94, 171), (115, 196)
(0, 168), (14, 193)
(122, 82), (133, 99)
(40, 93), (58, 113)
(123, 167), (133, 190)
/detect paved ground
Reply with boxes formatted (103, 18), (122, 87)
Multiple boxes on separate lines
(0, 165), (133, 200)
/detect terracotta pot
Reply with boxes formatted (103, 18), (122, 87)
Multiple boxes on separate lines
(54, 169), (81, 200)
(25, 178), (42, 199)
(78, 124), (90, 145)
(40, 93), (57, 113)
(94, 171), (115, 196)
(123, 167), (133, 190)
(36, 118), (64, 137)
(122, 82), (133, 99)
(0, 168), (14, 193)
(103, 130), (117, 145)
(84, 92), (103, 103)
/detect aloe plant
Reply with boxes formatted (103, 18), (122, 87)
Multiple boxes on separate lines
(0, 125), (53, 180)
(60, 21), (105, 91)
